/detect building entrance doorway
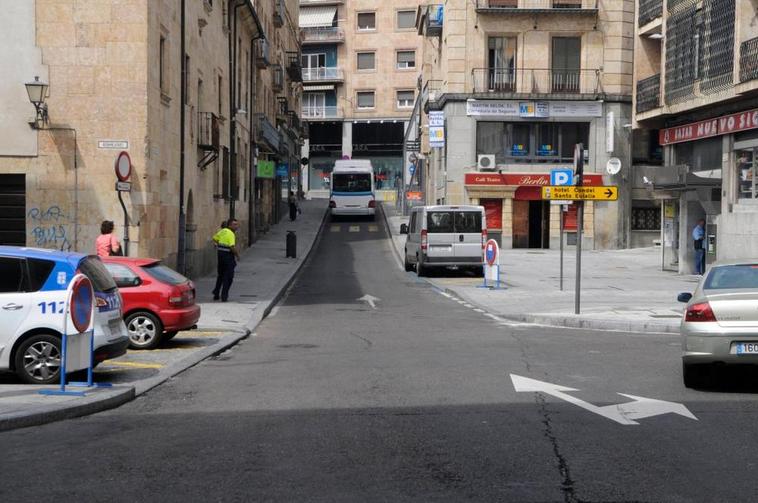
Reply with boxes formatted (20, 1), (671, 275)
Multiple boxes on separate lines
(512, 199), (550, 248)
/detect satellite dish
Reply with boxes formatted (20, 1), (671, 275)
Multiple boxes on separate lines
(606, 157), (622, 175)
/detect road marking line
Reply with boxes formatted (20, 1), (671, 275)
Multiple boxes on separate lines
(473, 308), (485, 313)
(368, 225), (378, 232)
(349, 225), (360, 232)
(330, 225), (341, 232)
(105, 361), (165, 370)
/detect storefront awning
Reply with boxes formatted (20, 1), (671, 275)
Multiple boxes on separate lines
(304, 85), (335, 91)
(299, 6), (337, 28)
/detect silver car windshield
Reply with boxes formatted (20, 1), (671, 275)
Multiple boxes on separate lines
(704, 264), (758, 290)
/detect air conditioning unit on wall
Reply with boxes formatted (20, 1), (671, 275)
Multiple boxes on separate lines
(477, 154), (496, 171)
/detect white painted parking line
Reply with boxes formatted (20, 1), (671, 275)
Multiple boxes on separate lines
(349, 226), (360, 233)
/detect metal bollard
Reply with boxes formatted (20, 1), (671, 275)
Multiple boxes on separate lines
(286, 230), (297, 258)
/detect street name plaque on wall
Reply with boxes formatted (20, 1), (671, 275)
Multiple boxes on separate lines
(98, 140), (129, 149)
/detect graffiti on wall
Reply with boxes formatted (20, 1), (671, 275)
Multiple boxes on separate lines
(28, 205), (73, 251)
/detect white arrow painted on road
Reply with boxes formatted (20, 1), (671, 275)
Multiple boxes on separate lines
(511, 374), (697, 425)
(357, 294), (380, 310)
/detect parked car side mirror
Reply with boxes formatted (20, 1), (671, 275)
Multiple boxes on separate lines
(677, 292), (693, 303)
(400, 224), (409, 234)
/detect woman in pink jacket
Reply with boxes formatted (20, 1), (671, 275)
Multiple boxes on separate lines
(95, 220), (122, 257)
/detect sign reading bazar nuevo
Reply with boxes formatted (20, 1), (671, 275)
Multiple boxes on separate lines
(659, 108), (758, 145)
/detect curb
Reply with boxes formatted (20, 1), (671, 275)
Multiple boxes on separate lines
(379, 203), (406, 268)
(437, 284), (680, 334)
(0, 386), (135, 432)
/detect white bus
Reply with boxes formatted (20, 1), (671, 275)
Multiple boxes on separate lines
(329, 159), (376, 220)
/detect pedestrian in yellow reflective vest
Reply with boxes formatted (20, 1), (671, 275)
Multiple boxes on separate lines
(212, 219), (240, 302)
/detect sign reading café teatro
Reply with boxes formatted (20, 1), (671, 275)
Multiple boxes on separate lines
(464, 173), (604, 186)
(659, 108), (758, 145)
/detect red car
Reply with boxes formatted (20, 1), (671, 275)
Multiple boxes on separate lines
(101, 257), (200, 349)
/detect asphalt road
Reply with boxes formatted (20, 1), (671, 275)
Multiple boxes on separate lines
(2, 210), (758, 502)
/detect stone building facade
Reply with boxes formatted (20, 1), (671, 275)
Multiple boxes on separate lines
(632, 0), (758, 273)
(414, 0), (635, 250)
(298, 0), (424, 199)
(0, 0), (303, 278)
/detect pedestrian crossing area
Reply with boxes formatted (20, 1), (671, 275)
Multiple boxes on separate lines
(330, 224), (380, 233)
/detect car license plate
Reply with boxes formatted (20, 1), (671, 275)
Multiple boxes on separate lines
(431, 245), (452, 251)
(736, 343), (758, 355)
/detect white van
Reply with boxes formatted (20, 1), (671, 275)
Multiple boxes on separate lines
(400, 205), (487, 276)
(329, 159), (375, 219)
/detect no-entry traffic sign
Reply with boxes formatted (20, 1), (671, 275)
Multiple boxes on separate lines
(69, 275), (94, 334)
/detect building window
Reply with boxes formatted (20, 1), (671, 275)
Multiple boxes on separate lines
(396, 90), (414, 108)
(551, 37), (581, 93)
(357, 52), (376, 70)
(737, 147), (757, 200)
(356, 91), (375, 109)
(184, 54), (190, 104)
(159, 35), (167, 92)
(397, 10), (416, 29)
(357, 12), (376, 31)
(476, 122), (589, 163)
(631, 206), (661, 231)
(217, 75), (223, 117)
(396, 50), (415, 69)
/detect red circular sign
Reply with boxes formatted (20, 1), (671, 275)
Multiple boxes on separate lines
(115, 151), (132, 181)
(485, 239), (499, 266)
(69, 275), (94, 333)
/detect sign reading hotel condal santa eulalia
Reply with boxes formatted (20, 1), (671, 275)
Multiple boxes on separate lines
(659, 108), (758, 145)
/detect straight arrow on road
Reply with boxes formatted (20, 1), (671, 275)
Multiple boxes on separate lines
(511, 374), (697, 425)
(357, 294), (380, 310)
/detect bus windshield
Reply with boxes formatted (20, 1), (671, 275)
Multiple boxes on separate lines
(333, 173), (371, 193)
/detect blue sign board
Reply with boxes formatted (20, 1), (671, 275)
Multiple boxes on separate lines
(276, 164), (289, 177)
(550, 168), (574, 186)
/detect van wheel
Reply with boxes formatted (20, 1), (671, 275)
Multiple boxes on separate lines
(416, 256), (426, 277)
(14, 334), (62, 385)
(126, 311), (164, 350)
(404, 251), (414, 272)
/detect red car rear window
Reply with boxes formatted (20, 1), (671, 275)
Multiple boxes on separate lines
(142, 263), (188, 286)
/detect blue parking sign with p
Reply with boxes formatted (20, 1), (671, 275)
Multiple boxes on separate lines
(550, 169), (574, 186)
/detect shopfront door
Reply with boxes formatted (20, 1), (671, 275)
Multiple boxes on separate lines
(512, 198), (550, 248)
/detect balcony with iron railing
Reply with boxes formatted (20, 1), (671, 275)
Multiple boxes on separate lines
(471, 68), (602, 95)
(740, 37), (758, 84)
(636, 74), (661, 114)
(197, 112), (220, 151)
(302, 67), (344, 82)
(287, 52), (303, 82)
(301, 26), (345, 44)
(638, 0), (662, 27)
(302, 105), (341, 119)
(475, 0), (597, 11)
(419, 4), (443, 36)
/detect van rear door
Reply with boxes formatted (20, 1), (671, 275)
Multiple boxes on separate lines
(425, 210), (455, 259)
(453, 210), (483, 259)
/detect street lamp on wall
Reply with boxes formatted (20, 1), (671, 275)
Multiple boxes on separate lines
(25, 76), (49, 129)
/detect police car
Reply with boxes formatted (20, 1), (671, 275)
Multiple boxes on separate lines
(0, 246), (129, 384)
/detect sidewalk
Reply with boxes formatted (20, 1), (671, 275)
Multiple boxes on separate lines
(0, 200), (328, 431)
(382, 203), (697, 334)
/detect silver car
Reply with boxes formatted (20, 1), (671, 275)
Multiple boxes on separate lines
(678, 260), (758, 387)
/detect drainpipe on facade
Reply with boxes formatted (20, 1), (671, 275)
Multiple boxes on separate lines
(177, 0), (187, 274)
(249, 32), (264, 245)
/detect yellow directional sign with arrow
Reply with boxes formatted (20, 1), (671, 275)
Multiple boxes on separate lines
(541, 186), (618, 201)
